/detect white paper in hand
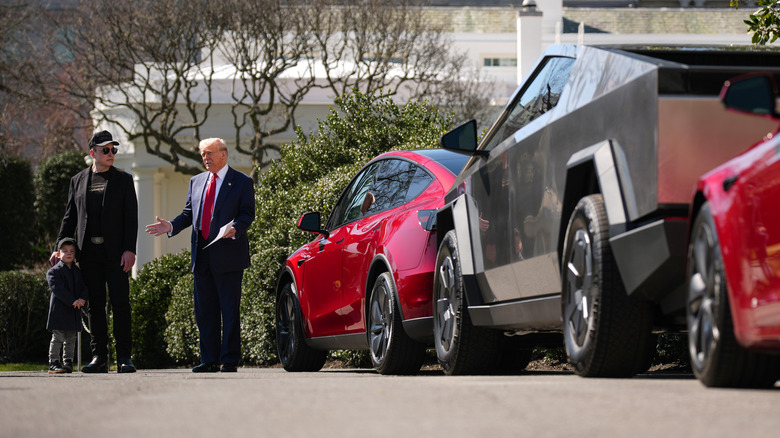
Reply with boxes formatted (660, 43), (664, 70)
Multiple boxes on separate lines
(204, 220), (234, 249)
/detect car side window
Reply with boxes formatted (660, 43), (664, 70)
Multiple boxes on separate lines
(405, 166), (434, 203)
(483, 56), (575, 151)
(328, 162), (380, 229)
(367, 159), (418, 214)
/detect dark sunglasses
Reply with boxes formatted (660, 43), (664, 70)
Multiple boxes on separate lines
(96, 147), (118, 155)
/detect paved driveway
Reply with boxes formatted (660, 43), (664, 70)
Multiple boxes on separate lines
(1, 367), (777, 437)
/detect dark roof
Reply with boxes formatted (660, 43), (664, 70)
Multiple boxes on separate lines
(413, 149), (469, 176)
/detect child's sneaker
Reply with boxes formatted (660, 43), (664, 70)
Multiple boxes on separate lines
(48, 361), (66, 374)
(62, 360), (73, 373)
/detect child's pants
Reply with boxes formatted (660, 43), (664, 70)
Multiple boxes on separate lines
(49, 330), (77, 364)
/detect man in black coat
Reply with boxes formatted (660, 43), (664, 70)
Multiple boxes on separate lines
(51, 130), (138, 373)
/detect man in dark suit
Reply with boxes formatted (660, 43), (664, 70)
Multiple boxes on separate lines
(51, 130), (138, 373)
(145, 138), (254, 372)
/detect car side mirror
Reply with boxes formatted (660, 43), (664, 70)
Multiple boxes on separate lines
(720, 73), (780, 120)
(440, 119), (488, 157)
(297, 212), (328, 237)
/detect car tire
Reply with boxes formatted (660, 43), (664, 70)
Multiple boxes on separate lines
(561, 194), (654, 377)
(367, 272), (426, 375)
(276, 282), (327, 372)
(687, 203), (780, 388)
(433, 230), (501, 375)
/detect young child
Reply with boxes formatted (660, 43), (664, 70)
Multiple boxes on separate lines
(46, 238), (88, 374)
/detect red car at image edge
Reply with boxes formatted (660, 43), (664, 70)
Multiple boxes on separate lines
(687, 72), (780, 388)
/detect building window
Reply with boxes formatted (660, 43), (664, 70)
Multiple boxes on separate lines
(362, 53), (405, 64)
(483, 57), (517, 67)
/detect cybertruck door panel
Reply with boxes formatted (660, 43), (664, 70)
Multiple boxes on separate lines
(469, 56), (576, 304)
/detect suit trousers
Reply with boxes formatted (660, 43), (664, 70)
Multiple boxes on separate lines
(80, 243), (133, 360)
(193, 234), (243, 365)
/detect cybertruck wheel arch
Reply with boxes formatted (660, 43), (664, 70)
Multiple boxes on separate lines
(436, 194), (485, 308)
(559, 140), (630, 263)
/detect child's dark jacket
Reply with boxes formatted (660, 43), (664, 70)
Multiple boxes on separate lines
(46, 261), (88, 332)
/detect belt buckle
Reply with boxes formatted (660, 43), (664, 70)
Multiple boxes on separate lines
(90, 236), (104, 245)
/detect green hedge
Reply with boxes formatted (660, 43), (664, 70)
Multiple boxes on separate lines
(0, 155), (35, 270)
(0, 271), (49, 363)
(129, 251), (191, 368)
(164, 273), (199, 365)
(34, 150), (89, 255)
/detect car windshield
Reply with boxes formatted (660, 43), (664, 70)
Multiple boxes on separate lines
(482, 56), (575, 151)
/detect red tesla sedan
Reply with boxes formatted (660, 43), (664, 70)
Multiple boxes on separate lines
(687, 72), (780, 388)
(275, 149), (467, 374)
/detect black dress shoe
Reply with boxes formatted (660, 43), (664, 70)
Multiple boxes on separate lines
(192, 363), (219, 373)
(117, 358), (137, 373)
(82, 356), (108, 373)
(220, 364), (238, 373)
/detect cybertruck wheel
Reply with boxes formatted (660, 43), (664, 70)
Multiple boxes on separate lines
(433, 230), (500, 375)
(561, 195), (654, 377)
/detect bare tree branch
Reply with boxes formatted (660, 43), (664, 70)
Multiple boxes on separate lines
(7, 0), (494, 174)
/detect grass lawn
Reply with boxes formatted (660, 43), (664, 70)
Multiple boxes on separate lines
(0, 363), (49, 372)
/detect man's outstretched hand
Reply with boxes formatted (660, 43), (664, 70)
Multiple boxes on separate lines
(145, 216), (172, 236)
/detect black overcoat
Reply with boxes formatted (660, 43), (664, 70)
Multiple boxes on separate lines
(46, 261), (88, 332)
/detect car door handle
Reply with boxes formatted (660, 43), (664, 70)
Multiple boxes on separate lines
(723, 175), (738, 192)
(336, 237), (345, 244)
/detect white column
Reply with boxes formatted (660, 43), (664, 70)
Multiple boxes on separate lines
(153, 172), (167, 259)
(517, 1), (543, 84)
(132, 166), (157, 277)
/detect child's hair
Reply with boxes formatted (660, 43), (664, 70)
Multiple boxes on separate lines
(57, 237), (77, 251)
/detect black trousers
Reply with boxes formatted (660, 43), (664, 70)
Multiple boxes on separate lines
(80, 243), (132, 360)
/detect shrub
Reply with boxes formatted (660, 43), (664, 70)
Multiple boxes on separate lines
(653, 332), (691, 369)
(242, 91), (452, 365)
(164, 273), (199, 365)
(240, 251), (284, 366)
(129, 251), (191, 368)
(33, 150), (89, 255)
(0, 271), (49, 363)
(0, 155), (35, 270)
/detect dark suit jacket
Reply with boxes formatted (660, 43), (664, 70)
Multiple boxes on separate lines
(46, 261), (89, 331)
(56, 166), (138, 261)
(170, 166), (255, 273)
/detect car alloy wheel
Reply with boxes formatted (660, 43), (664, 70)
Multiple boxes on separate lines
(563, 227), (594, 350)
(368, 274), (393, 366)
(275, 282), (327, 372)
(367, 272), (425, 375)
(687, 203), (780, 388)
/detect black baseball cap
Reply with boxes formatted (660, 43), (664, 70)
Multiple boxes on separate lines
(89, 130), (119, 149)
(57, 237), (77, 250)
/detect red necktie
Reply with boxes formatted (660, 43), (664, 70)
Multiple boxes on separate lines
(201, 174), (217, 239)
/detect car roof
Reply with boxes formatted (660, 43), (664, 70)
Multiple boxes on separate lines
(374, 149), (469, 179)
